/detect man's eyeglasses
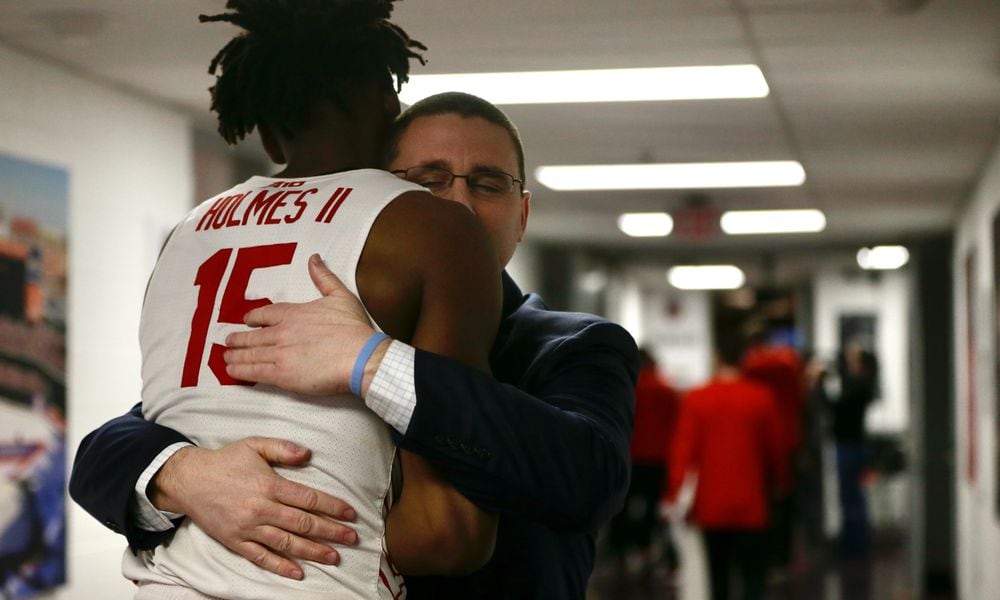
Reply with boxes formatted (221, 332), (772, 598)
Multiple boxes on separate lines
(392, 166), (523, 198)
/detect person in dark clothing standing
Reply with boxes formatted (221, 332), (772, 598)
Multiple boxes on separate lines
(817, 346), (879, 558)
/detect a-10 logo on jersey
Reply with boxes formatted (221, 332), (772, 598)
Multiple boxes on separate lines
(196, 183), (353, 231)
(181, 242), (296, 388)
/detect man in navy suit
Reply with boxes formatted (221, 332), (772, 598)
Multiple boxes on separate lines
(70, 92), (638, 598)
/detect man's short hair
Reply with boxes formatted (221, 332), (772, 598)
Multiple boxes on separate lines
(384, 92), (526, 180)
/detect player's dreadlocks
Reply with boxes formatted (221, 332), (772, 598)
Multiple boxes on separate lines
(200, 0), (426, 145)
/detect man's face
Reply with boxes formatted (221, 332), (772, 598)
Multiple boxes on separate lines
(389, 114), (530, 268)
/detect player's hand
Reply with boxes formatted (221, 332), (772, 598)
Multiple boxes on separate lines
(150, 437), (359, 580)
(224, 253), (388, 396)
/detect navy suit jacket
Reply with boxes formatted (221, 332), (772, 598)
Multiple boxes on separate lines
(69, 273), (638, 598)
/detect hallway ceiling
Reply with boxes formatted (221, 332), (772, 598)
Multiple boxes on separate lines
(1, 0), (999, 254)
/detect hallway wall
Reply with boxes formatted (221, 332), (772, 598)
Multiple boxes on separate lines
(953, 134), (1000, 600)
(0, 43), (194, 598)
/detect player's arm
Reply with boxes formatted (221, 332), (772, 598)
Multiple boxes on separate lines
(359, 191), (501, 575)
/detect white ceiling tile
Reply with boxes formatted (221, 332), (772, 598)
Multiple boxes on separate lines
(0, 0), (997, 252)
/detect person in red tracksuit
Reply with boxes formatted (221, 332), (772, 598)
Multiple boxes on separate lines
(741, 337), (805, 570)
(608, 348), (680, 574)
(668, 334), (788, 600)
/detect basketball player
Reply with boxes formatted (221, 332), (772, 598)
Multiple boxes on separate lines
(121, 2), (499, 598)
(85, 93), (637, 598)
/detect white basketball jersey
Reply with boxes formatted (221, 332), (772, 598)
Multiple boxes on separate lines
(123, 169), (423, 600)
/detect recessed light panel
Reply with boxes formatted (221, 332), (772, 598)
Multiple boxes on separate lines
(720, 209), (826, 235)
(667, 265), (746, 290)
(536, 162), (805, 191)
(857, 246), (909, 270)
(618, 212), (673, 237)
(399, 65), (769, 106)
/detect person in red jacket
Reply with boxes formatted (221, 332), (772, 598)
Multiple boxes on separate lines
(667, 334), (788, 600)
(741, 331), (805, 570)
(608, 348), (680, 576)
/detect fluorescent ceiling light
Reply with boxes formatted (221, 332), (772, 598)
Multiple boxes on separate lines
(667, 265), (746, 290)
(535, 161), (805, 191)
(720, 209), (826, 235)
(618, 212), (673, 237)
(857, 245), (909, 270)
(399, 65), (769, 106)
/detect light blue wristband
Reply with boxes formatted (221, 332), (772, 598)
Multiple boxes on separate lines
(350, 332), (389, 397)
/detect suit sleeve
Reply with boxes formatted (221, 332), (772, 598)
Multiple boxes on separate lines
(396, 322), (637, 533)
(69, 403), (192, 551)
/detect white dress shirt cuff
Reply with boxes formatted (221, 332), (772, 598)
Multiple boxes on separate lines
(131, 441), (192, 531)
(365, 340), (417, 435)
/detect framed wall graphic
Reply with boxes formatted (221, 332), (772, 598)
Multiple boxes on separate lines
(646, 292), (712, 390)
(966, 250), (977, 486)
(993, 213), (1000, 515)
(838, 313), (877, 353)
(0, 151), (68, 598)
(838, 312), (880, 401)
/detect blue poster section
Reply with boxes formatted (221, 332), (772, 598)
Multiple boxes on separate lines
(0, 151), (68, 598)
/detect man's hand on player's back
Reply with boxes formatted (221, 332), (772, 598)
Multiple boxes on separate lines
(224, 254), (382, 397)
(151, 436), (360, 581)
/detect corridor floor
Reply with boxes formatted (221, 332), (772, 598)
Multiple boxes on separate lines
(587, 530), (948, 600)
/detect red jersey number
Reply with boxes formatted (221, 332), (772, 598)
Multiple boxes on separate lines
(181, 243), (297, 387)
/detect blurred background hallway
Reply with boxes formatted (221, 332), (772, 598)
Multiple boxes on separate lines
(589, 531), (919, 599)
(2, 0), (1000, 598)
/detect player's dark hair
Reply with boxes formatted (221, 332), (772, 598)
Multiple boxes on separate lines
(384, 92), (526, 180)
(715, 331), (746, 368)
(200, 0), (426, 145)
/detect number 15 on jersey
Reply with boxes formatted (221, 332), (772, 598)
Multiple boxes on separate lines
(181, 242), (297, 388)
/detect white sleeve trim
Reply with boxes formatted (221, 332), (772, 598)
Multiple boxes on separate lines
(131, 441), (192, 531)
(365, 340), (417, 435)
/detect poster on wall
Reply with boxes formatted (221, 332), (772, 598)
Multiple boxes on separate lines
(644, 292), (712, 390)
(838, 312), (880, 404)
(838, 313), (877, 353)
(966, 250), (978, 486)
(993, 213), (1000, 514)
(0, 152), (68, 598)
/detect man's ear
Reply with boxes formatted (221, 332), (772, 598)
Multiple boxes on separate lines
(517, 190), (531, 242)
(258, 123), (286, 165)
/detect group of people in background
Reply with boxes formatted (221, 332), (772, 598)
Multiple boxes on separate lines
(608, 326), (881, 600)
